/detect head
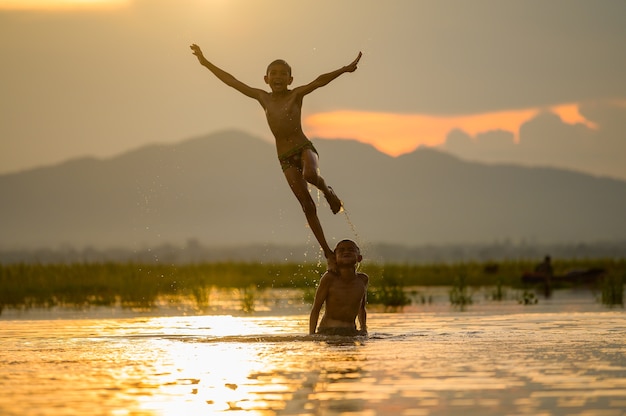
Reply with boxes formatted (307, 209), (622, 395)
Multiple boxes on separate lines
(264, 59), (293, 92)
(266, 59), (291, 76)
(334, 239), (362, 266)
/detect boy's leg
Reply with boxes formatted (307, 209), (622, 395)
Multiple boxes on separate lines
(283, 167), (335, 262)
(301, 149), (342, 214)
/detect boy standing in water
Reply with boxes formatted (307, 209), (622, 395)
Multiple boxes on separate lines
(309, 239), (368, 336)
(190, 44), (361, 268)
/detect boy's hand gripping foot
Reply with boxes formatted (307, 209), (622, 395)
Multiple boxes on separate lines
(326, 252), (338, 274)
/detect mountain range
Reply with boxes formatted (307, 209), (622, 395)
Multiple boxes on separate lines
(2, 130), (625, 254)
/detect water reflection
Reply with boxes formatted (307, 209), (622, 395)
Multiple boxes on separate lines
(1, 307), (625, 415)
(118, 318), (371, 414)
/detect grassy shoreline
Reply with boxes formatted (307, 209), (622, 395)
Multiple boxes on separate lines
(1, 259), (624, 313)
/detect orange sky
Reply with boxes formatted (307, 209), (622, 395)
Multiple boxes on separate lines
(305, 103), (598, 156)
(0, 0), (129, 10)
(2, 1), (624, 181)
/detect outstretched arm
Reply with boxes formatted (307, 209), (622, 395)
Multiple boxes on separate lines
(295, 51), (362, 96)
(190, 44), (263, 100)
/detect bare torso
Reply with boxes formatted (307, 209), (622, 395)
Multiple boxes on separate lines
(259, 90), (310, 156)
(319, 273), (368, 329)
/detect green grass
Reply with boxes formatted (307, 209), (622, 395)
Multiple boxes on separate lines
(0, 262), (325, 313)
(448, 271), (473, 309)
(601, 269), (625, 306)
(1, 259), (624, 313)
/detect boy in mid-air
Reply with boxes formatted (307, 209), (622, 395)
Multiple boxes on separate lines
(309, 239), (368, 336)
(190, 44), (361, 268)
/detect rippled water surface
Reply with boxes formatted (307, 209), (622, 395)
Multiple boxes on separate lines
(1, 291), (625, 415)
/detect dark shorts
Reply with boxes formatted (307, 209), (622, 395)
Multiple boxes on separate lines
(278, 140), (318, 171)
(316, 327), (365, 337)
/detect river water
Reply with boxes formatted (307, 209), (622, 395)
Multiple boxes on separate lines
(1, 289), (625, 415)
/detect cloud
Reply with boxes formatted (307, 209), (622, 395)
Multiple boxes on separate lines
(441, 101), (626, 180)
(305, 103), (598, 155)
(306, 100), (626, 180)
(305, 108), (540, 156)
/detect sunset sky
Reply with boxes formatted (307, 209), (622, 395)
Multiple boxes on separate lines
(1, 0), (625, 179)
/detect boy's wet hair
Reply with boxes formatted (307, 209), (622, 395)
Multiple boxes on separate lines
(335, 239), (360, 252)
(267, 59), (292, 75)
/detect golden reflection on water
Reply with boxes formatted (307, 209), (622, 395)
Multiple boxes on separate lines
(93, 315), (373, 415)
(107, 316), (299, 414)
(133, 341), (268, 414)
(2, 303), (626, 415)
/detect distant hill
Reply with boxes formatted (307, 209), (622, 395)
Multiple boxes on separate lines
(2, 130), (626, 252)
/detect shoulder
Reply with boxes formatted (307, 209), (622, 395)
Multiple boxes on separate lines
(290, 84), (314, 98)
(255, 89), (272, 103)
(318, 271), (336, 286)
(357, 272), (369, 285)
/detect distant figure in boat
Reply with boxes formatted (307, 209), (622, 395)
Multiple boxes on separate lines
(535, 255), (554, 297)
(522, 255), (606, 298)
(535, 255), (553, 277)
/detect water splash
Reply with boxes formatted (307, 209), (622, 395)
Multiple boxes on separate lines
(340, 206), (362, 247)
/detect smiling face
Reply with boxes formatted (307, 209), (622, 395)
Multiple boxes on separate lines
(264, 61), (293, 93)
(334, 240), (362, 266)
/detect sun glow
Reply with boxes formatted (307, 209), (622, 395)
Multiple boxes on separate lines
(0, 0), (129, 11)
(125, 316), (290, 414)
(304, 103), (600, 157)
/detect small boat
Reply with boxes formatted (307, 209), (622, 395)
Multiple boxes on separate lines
(522, 268), (606, 284)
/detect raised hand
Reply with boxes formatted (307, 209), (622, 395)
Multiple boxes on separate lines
(190, 44), (205, 60)
(344, 52), (362, 73)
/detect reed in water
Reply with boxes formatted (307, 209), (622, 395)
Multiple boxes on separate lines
(1, 259), (623, 313)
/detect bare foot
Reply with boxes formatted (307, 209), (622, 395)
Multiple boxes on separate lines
(325, 186), (343, 214)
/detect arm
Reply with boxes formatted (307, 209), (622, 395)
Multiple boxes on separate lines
(190, 44), (264, 100)
(357, 301), (367, 333)
(295, 51), (362, 96)
(309, 273), (331, 334)
(357, 274), (368, 333)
